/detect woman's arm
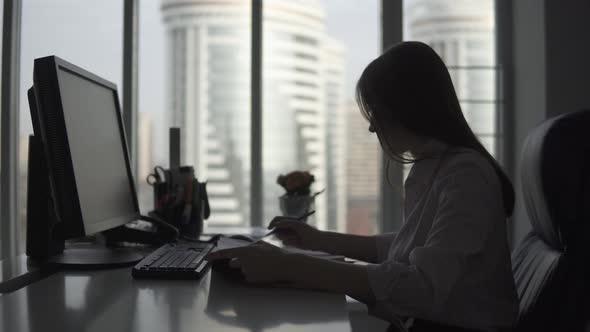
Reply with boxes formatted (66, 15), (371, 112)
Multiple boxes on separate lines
(312, 231), (381, 263)
(206, 241), (376, 304)
(269, 218), (393, 263)
(287, 253), (376, 304)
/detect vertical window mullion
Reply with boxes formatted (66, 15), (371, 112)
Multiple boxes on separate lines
(1, 0), (22, 259)
(495, 0), (515, 246)
(250, 0), (263, 227)
(495, 0), (514, 176)
(123, 0), (139, 177)
(379, 0), (404, 233)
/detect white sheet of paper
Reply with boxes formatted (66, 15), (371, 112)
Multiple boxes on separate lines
(211, 236), (252, 252)
(212, 236), (345, 261)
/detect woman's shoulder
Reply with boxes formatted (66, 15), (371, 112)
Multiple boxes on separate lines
(432, 147), (507, 223)
(436, 147), (500, 188)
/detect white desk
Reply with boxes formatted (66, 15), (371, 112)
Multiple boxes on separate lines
(0, 263), (352, 332)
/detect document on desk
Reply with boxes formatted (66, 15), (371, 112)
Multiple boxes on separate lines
(281, 246), (345, 261)
(212, 236), (345, 261)
(211, 236), (253, 251)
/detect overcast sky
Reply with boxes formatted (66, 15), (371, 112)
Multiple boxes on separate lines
(20, 0), (123, 134)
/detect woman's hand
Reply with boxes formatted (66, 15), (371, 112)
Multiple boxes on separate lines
(206, 240), (375, 303)
(206, 241), (296, 283)
(267, 217), (324, 250)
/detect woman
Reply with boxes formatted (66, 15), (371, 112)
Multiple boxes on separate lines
(207, 41), (519, 332)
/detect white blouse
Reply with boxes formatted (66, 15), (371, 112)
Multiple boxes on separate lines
(366, 146), (519, 331)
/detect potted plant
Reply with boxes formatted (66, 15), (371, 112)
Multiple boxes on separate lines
(276, 170), (323, 222)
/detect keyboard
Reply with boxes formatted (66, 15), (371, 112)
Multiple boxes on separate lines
(132, 241), (214, 279)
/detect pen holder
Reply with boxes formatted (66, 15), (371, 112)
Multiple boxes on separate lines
(150, 166), (210, 238)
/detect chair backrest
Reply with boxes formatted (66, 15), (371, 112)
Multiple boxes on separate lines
(512, 109), (590, 331)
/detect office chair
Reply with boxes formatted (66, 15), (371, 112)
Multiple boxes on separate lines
(512, 109), (590, 332)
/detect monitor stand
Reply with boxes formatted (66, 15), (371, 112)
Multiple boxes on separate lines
(46, 244), (144, 268)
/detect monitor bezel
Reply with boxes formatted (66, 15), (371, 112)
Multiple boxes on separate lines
(32, 55), (141, 238)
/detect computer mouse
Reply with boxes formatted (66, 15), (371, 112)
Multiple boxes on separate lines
(210, 258), (246, 282)
(228, 234), (256, 242)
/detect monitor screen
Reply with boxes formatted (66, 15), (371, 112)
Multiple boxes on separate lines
(57, 67), (136, 235)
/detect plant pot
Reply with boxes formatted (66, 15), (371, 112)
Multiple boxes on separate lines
(279, 195), (314, 222)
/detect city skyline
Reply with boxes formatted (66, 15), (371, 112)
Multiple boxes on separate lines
(140, 0), (382, 232)
(138, 0), (380, 168)
(161, 0), (348, 229)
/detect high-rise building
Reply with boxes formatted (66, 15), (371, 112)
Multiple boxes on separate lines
(19, 135), (29, 252)
(262, 0), (327, 228)
(161, 0), (346, 229)
(262, 0), (350, 229)
(323, 39), (347, 231)
(162, 0), (251, 225)
(137, 112), (154, 210)
(404, 0), (497, 156)
(345, 100), (381, 235)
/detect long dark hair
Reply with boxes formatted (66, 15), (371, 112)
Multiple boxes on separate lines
(356, 41), (514, 217)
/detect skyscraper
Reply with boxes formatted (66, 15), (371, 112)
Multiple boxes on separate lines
(345, 100), (381, 235)
(162, 0), (251, 225)
(323, 39), (347, 232)
(137, 112), (154, 210)
(162, 0), (346, 229)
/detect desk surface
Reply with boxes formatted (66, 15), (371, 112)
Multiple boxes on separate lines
(0, 265), (351, 332)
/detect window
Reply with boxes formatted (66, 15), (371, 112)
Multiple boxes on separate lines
(139, 0), (251, 228)
(12, 1), (385, 242)
(19, 0), (123, 253)
(263, 0), (381, 234)
(404, 0), (498, 156)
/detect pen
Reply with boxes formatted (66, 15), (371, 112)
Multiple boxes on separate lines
(264, 210), (316, 237)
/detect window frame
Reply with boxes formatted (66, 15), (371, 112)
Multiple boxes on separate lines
(123, 0), (139, 180)
(1, 0), (21, 260)
(380, 0), (404, 233)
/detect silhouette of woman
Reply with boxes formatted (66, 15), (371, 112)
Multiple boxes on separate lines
(207, 41), (518, 332)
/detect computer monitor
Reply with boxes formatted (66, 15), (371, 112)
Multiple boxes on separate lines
(28, 56), (143, 265)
